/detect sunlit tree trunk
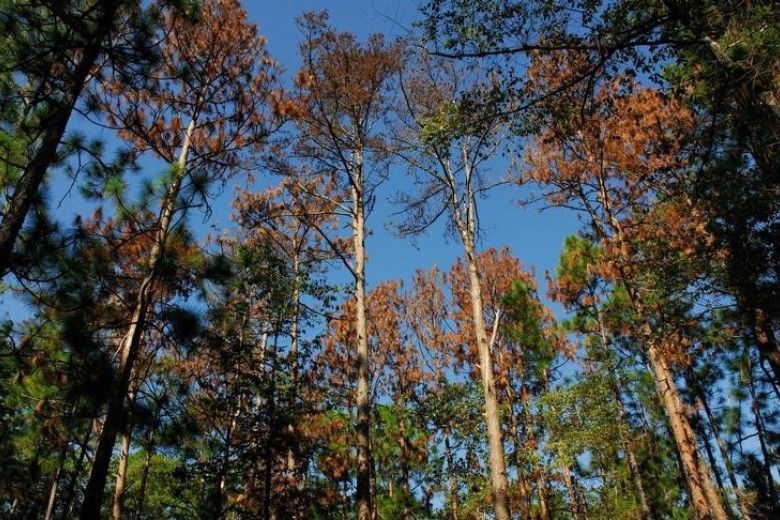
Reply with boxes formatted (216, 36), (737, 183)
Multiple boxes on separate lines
(43, 443), (69, 520)
(351, 147), (373, 520)
(111, 428), (132, 520)
(113, 384), (140, 520)
(589, 188), (728, 520)
(561, 465), (581, 520)
(646, 342), (728, 520)
(690, 377), (751, 519)
(463, 241), (511, 520)
(454, 195), (511, 520)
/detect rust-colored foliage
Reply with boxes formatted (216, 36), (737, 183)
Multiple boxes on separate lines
(99, 0), (279, 171)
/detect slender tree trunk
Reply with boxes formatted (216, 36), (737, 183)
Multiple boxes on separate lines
(286, 260), (301, 506)
(617, 397), (653, 519)
(63, 422), (94, 517)
(444, 426), (459, 520)
(44, 443), (69, 520)
(752, 311), (780, 387)
(537, 471), (551, 520)
(217, 397), (241, 519)
(520, 386), (550, 520)
(80, 116), (196, 519)
(111, 428), (132, 520)
(692, 380), (751, 519)
(370, 447), (379, 520)
(507, 386), (531, 520)
(747, 355), (777, 504)
(351, 148), (372, 520)
(263, 333), (279, 520)
(399, 411), (412, 520)
(0, 0), (123, 275)
(458, 222), (511, 520)
(134, 441), (154, 520)
(562, 465), (581, 520)
(595, 307), (654, 518)
(646, 342), (728, 520)
(112, 382), (140, 520)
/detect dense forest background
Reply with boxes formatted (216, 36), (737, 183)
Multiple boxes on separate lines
(0, 1), (778, 519)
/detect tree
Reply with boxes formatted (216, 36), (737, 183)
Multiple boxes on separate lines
(0, 0), (161, 275)
(420, 0), (780, 386)
(276, 13), (402, 519)
(79, 1), (278, 515)
(392, 53), (513, 520)
(525, 71), (728, 519)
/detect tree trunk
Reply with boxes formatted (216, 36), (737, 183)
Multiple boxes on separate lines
(111, 428), (132, 520)
(350, 148), (373, 520)
(134, 441), (154, 520)
(63, 422), (94, 517)
(458, 224), (511, 520)
(754, 320), (780, 387)
(507, 385), (531, 520)
(561, 465), (581, 520)
(0, 0), (123, 275)
(43, 443), (69, 520)
(747, 355), (777, 504)
(536, 471), (551, 520)
(692, 380), (751, 519)
(217, 397), (241, 519)
(444, 425), (459, 520)
(399, 412), (412, 520)
(596, 307), (654, 518)
(263, 334), (278, 520)
(80, 116), (196, 519)
(646, 343), (728, 520)
(286, 261), (302, 518)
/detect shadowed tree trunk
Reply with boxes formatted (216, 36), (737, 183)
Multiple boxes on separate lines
(80, 117), (196, 519)
(0, 0), (124, 275)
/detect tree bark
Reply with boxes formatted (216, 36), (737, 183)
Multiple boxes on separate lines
(351, 148), (373, 520)
(286, 259), (301, 504)
(561, 465), (582, 520)
(111, 428), (132, 520)
(80, 116), (196, 519)
(399, 412), (412, 520)
(63, 422), (94, 517)
(459, 227), (511, 520)
(134, 440), (154, 520)
(43, 443), (69, 520)
(595, 307), (654, 518)
(692, 379), (751, 519)
(646, 342), (728, 520)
